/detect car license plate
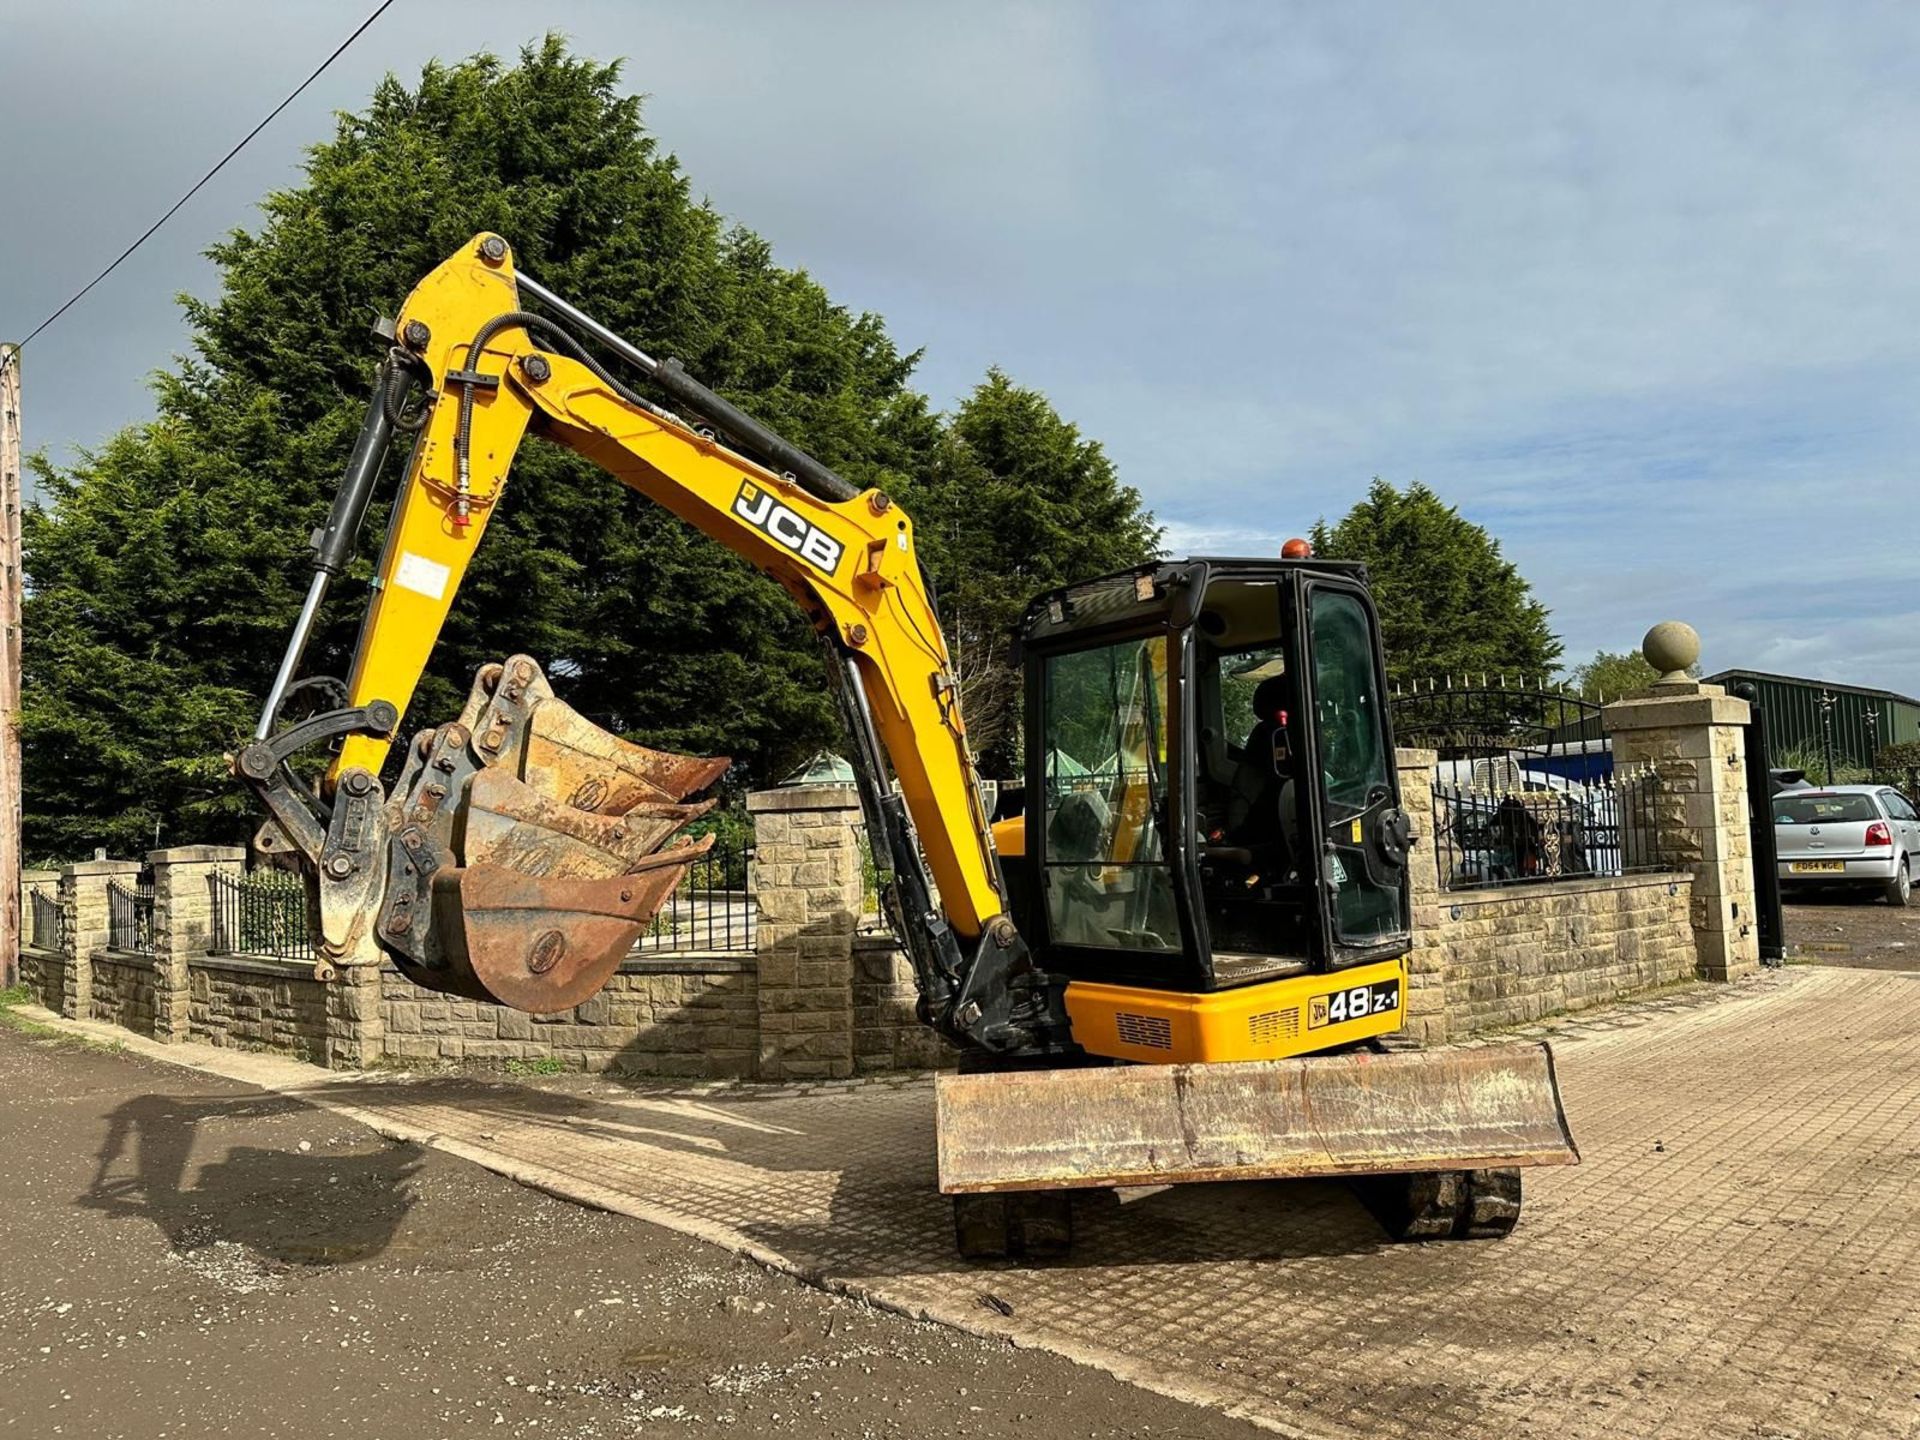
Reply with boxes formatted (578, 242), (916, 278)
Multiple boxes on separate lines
(1790, 860), (1845, 874)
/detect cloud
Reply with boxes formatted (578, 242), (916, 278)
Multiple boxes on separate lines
(3, 1), (1915, 693)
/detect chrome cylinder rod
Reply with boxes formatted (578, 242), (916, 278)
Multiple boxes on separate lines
(255, 569), (331, 740)
(515, 270), (662, 375)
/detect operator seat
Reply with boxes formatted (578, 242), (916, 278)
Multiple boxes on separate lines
(1226, 676), (1301, 869)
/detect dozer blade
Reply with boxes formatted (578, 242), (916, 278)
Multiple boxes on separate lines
(426, 838), (714, 1012)
(934, 1042), (1578, 1194)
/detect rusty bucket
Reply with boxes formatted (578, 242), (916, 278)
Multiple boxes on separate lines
(382, 655), (729, 1013)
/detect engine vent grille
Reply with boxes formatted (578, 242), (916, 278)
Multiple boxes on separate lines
(1248, 1008), (1301, 1046)
(1115, 1012), (1174, 1050)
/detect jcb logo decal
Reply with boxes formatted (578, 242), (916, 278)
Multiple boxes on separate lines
(733, 482), (843, 575)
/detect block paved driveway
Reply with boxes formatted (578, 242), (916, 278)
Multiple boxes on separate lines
(35, 962), (1920, 1440)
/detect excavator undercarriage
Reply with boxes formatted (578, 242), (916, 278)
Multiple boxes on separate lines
(236, 232), (1579, 1260)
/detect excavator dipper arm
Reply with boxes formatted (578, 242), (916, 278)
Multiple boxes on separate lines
(241, 234), (1065, 1054)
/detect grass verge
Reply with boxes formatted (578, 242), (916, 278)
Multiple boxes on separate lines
(0, 982), (125, 1051)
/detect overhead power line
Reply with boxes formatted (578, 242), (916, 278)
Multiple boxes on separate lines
(13, 0), (398, 353)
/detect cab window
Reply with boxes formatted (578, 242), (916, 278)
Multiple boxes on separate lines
(1308, 588), (1404, 944)
(1039, 635), (1181, 952)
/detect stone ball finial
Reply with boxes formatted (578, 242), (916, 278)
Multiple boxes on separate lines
(1642, 620), (1700, 683)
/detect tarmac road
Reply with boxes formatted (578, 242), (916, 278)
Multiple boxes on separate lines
(1784, 883), (1920, 969)
(9, 904), (1918, 1440)
(0, 1021), (1255, 1440)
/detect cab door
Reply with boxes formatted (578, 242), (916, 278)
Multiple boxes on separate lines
(1293, 575), (1411, 965)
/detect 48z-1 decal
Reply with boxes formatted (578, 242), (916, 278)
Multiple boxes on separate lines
(1307, 978), (1401, 1029)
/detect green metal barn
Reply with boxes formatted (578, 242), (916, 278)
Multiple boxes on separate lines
(1704, 669), (1920, 771)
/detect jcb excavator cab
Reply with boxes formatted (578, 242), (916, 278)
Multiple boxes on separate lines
(996, 557), (1416, 1062)
(1022, 557), (1410, 976)
(983, 564), (1436, 1075)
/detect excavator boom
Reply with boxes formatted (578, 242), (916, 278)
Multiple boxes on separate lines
(240, 234), (1053, 1055)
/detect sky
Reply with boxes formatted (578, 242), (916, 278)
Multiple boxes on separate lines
(3, 0), (1917, 694)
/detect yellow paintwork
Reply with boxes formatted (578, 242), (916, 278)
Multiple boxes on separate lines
(330, 236), (1004, 938)
(1064, 957), (1409, 1063)
(335, 238), (529, 773)
(990, 814), (1025, 857)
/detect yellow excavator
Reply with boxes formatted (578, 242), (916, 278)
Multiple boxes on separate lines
(236, 233), (1576, 1259)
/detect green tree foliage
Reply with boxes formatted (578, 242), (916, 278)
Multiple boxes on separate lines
(1568, 649), (1657, 701)
(1566, 647), (1701, 701)
(906, 371), (1161, 776)
(21, 39), (1155, 856)
(1309, 481), (1561, 686)
(1876, 739), (1920, 784)
(1776, 740), (1867, 787)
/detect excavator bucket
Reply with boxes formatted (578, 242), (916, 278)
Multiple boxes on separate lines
(934, 1042), (1578, 1193)
(426, 846), (712, 1013)
(378, 655), (729, 1013)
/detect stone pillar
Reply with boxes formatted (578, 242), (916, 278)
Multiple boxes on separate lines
(1603, 623), (1759, 982)
(747, 783), (864, 1080)
(58, 858), (141, 1019)
(11, 868), (55, 991)
(148, 845), (243, 1042)
(326, 966), (384, 1070)
(18, 868), (54, 939)
(1395, 747), (1450, 1044)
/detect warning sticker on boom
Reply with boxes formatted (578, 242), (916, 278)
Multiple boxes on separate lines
(394, 550), (451, 600)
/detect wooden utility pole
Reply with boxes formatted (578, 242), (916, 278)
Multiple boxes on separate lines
(0, 344), (21, 989)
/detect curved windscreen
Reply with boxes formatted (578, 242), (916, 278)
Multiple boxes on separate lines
(1040, 634), (1181, 952)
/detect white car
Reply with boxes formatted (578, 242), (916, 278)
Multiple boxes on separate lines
(1773, 785), (1919, 906)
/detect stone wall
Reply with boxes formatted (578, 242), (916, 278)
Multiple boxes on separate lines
(1436, 874), (1695, 1036)
(1606, 684), (1760, 980)
(19, 947), (63, 1012)
(189, 955), (332, 1064)
(90, 952), (159, 1037)
(748, 785), (865, 1080)
(34, 692), (1742, 1075)
(1399, 747), (1697, 1045)
(852, 935), (957, 1075)
(380, 956), (758, 1076)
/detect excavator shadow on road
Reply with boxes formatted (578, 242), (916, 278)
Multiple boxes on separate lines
(206, 1062), (1414, 1280)
(83, 1088), (428, 1270)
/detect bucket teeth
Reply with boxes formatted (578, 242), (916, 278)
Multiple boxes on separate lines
(519, 698), (730, 811)
(457, 768), (716, 876)
(380, 655), (731, 1012)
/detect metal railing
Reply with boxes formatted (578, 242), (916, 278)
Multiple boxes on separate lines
(106, 878), (156, 954)
(208, 869), (315, 962)
(633, 839), (756, 954)
(1431, 769), (1666, 892)
(1393, 676), (1612, 785)
(29, 885), (66, 953)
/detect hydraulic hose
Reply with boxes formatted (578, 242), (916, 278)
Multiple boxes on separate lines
(512, 271), (861, 505)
